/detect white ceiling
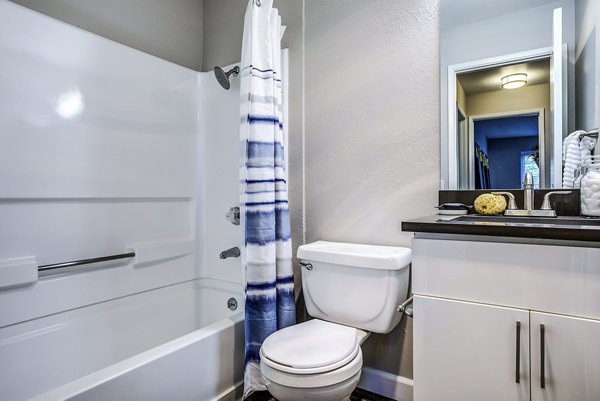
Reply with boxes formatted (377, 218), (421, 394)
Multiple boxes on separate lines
(457, 59), (551, 94)
(440, 0), (559, 30)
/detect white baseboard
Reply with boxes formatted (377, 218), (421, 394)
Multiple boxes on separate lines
(219, 381), (243, 401)
(358, 367), (413, 401)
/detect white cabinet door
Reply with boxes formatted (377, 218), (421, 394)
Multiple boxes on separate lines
(531, 312), (600, 401)
(414, 295), (530, 401)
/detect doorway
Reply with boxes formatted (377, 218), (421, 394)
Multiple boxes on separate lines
(468, 111), (544, 189)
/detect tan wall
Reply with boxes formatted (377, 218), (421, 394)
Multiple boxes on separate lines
(466, 83), (551, 118)
(457, 79), (467, 115)
(466, 83), (550, 143)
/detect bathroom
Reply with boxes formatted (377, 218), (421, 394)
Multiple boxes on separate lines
(0, 0), (598, 400)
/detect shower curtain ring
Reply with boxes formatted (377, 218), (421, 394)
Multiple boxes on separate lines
(255, 0), (261, 7)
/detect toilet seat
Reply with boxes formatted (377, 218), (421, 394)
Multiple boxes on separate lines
(260, 319), (364, 388)
(261, 319), (360, 374)
(261, 347), (363, 388)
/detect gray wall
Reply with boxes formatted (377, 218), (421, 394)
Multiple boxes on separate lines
(202, 0), (245, 71)
(8, 0), (204, 71)
(575, 0), (600, 131)
(304, 0), (439, 379)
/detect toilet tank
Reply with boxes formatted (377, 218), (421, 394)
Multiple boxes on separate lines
(297, 241), (411, 334)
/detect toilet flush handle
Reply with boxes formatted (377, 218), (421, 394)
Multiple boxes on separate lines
(299, 261), (313, 270)
(397, 295), (414, 318)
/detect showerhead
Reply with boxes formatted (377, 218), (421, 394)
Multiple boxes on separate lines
(213, 66), (240, 90)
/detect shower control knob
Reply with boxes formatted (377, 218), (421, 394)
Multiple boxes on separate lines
(225, 207), (240, 225)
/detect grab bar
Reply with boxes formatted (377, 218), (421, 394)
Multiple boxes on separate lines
(38, 252), (135, 272)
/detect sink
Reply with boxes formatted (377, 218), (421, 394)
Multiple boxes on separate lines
(451, 215), (600, 227)
(402, 213), (600, 243)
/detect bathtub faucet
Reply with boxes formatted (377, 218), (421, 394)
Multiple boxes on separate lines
(220, 247), (240, 259)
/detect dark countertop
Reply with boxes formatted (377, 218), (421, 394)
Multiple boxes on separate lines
(402, 214), (600, 243)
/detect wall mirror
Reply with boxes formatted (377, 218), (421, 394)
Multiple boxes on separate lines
(440, 0), (598, 190)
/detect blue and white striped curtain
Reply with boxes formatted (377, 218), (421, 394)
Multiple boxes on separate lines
(239, 0), (295, 397)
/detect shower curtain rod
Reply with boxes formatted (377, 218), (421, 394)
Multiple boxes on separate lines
(38, 251), (135, 272)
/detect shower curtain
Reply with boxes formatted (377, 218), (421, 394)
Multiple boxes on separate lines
(239, 0), (295, 397)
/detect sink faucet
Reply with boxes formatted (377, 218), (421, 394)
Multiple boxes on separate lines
(523, 172), (535, 211)
(492, 173), (571, 217)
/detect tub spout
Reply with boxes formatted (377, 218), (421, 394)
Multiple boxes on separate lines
(220, 247), (240, 259)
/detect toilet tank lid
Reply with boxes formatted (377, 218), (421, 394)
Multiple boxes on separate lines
(297, 241), (411, 270)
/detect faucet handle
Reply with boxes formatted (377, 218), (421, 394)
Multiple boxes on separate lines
(541, 191), (572, 210)
(492, 192), (518, 210)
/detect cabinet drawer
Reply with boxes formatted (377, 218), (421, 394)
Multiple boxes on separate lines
(412, 238), (600, 320)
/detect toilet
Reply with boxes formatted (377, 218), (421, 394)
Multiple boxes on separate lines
(259, 241), (412, 401)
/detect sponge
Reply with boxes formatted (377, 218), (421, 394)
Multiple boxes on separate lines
(474, 193), (507, 215)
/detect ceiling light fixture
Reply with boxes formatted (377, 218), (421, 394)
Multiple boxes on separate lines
(501, 73), (527, 89)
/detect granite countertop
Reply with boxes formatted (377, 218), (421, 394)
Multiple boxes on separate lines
(402, 214), (600, 243)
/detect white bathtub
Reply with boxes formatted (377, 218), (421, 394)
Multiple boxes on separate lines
(0, 278), (245, 401)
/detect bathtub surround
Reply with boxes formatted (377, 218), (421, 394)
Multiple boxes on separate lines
(0, 1), (244, 399)
(240, 1), (296, 396)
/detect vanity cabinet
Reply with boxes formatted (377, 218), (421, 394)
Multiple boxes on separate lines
(412, 237), (600, 401)
(530, 312), (600, 401)
(414, 296), (530, 401)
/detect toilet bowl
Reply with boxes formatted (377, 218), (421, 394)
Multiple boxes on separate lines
(260, 319), (369, 401)
(259, 241), (412, 401)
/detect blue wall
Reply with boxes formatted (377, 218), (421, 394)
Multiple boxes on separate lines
(474, 115), (539, 188)
(474, 115), (539, 141)
(488, 136), (538, 188)
(474, 127), (489, 154)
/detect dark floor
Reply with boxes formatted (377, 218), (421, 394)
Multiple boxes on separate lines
(246, 388), (396, 401)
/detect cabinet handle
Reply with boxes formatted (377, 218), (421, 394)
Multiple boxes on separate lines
(515, 321), (521, 383)
(540, 324), (546, 389)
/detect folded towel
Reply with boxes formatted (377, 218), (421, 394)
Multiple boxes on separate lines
(563, 132), (581, 161)
(563, 131), (588, 188)
(564, 162), (578, 169)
